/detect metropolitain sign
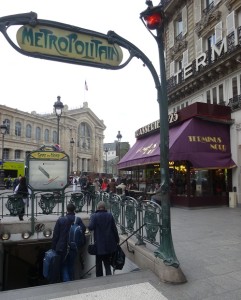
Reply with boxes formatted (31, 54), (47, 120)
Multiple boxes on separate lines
(16, 25), (123, 67)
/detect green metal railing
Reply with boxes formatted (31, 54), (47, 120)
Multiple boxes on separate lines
(0, 189), (178, 268)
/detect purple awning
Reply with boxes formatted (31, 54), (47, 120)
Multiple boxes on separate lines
(118, 118), (236, 169)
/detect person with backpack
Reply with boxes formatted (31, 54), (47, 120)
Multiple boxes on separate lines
(51, 203), (86, 282)
(88, 201), (119, 277)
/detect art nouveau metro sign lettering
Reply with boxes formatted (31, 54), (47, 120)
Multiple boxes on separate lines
(17, 25), (123, 66)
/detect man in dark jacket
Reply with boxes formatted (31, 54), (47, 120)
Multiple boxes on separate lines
(88, 201), (119, 277)
(52, 203), (86, 282)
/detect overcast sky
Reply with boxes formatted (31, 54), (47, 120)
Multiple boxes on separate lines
(0, 0), (161, 147)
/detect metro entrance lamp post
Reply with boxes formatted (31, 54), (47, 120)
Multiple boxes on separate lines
(70, 138), (75, 174)
(116, 130), (122, 161)
(0, 122), (8, 190)
(104, 148), (108, 175)
(140, 1), (179, 267)
(116, 130), (122, 176)
(53, 96), (64, 145)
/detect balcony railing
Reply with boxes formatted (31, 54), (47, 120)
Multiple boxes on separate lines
(167, 26), (241, 93)
(203, 1), (214, 14)
(228, 95), (241, 111)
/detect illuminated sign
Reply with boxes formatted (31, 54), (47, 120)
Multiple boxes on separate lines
(135, 112), (178, 137)
(16, 25), (123, 67)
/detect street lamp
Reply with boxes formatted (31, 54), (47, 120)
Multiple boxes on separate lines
(53, 96), (64, 145)
(104, 148), (108, 175)
(0, 122), (8, 190)
(116, 130), (122, 176)
(116, 130), (122, 160)
(70, 138), (75, 174)
(140, 1), (179, 267)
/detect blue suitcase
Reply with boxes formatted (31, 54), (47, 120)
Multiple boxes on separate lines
(43, 249), (61, 283)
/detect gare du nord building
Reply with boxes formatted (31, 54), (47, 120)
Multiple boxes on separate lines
(119, 0), (241, 207)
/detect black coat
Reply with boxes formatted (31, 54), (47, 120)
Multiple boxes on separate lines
(52, 213), (86, 256)
(88, 210), (119, 255)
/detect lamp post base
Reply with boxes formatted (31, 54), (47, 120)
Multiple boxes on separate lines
(0, 168), (5, 190)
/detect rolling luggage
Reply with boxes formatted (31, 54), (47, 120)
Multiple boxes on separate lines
(43, 249), (61, 283)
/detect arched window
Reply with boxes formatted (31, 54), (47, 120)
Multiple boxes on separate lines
(53, 131), (57, 144)
(36, 127), (41, 141)
(44, 129), (49, 142)
(15, 122), (21, 136)
(26, 124), (32, 138)
(4, 119), (10, 134)
(79, 122), (91, 150)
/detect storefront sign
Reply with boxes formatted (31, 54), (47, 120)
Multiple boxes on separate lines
(16, 25), (123, 66)
(173, 30), (239, 82)
(135, 112), (178, 137)
(188, 136), (227, 152)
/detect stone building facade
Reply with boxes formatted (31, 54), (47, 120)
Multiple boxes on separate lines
(161, 0), (241, 201)
(0, 101), (106, 175)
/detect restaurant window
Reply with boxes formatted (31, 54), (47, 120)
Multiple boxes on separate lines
(172, 161), (227, 197)
(206, 90), (211, 103)
(212, 87), (217, 104)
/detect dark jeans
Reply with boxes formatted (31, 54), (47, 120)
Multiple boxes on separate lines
(96, 254), (112, 277)
(62, 250), (77, 282)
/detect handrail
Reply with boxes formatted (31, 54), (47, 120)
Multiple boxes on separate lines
(0, 189), (178, 267)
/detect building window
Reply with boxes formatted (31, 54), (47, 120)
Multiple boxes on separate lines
(36, 127), (41, 141)
(15, 122), (21, 136)
(4, 119), (10, 134)
(15, 150), (21, 160)
(44, 129), (49, 142)
(26, 151), (31, 159)
(175, 58), (183, 84)
(206, 90), (211, 103)
(53, 131), (57, 143)
(203, 0), (214, 14)
(175, 14), (183, 40)
(219, 84), (224, 104)
(232, 77), (238, 98)
(26, 124), (32, 138)
(79, 122), (91, 150)
(3, 149), (9, 160)
(212, 87), (217, 104)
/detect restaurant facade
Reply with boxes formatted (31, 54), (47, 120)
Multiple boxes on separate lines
(118, 102), (236, 207)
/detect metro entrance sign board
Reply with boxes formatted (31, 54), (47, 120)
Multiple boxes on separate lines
(26, 145), (69, 191)
(0, 12), (123, 69)
(16, 25), (123, 67)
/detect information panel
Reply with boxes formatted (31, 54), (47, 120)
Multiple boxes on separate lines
(26, 147), (69, 191)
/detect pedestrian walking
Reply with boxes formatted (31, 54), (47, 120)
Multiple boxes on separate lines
(88, 201), (119, 277)
(52, 203), (86, 282)
(14, 176), (30, 221)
